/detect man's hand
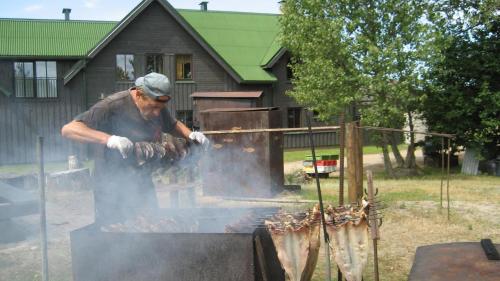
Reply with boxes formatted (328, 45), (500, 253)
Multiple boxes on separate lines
(106, 135), (133, 158)
(189, 132), (210, 149)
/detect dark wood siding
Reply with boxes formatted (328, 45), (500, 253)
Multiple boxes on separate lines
(284, 132), (339, 148)
(269, 52), (340, 149)
(0, 1), (343, 165)
(84, 1), (230, 110)
(0, 60), (87, 164)
(270, 52), (299, 127)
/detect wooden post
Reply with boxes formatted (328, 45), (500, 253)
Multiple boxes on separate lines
(338, 112), (346, 206)
(346, 122), (363, 204)
(169, 169), (179, 208)
(366, 170), (380, 281)
(186, 166), (196, 207)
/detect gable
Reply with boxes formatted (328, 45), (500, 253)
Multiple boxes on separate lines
(179, 9), (280, 82)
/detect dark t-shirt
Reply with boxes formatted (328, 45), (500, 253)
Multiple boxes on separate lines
(75, 89), (177, 223)
(76, 89), (177, 172)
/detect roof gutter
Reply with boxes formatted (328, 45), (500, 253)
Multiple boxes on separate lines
(0, 55), (86, 60)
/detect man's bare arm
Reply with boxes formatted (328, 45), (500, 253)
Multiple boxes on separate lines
(172, 121), (192, 139)
(61, 121), (111, 145)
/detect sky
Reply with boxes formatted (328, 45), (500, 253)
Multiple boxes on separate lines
(0, 0), (281, 21)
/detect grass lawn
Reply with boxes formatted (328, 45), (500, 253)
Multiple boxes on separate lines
(284, 144), (407, 162)
(0, 160), (498, 281)
(281, 168), (500, 281)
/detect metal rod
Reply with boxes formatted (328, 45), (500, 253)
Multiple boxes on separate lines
(373, 240), (380, 281)
(202, 125), (340, 135)
(357, 126), (455, 138)
(202, 124), (454, 138)
(220, 197), (320, 204)
(305, 109), (331, 281)
(447, 138), (451, 221)
(37, 136), (49, 281)
(440, 138), (444, 208)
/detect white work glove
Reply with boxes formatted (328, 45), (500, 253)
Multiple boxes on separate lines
(106, 135), (133, 158)
(189, 132), (210, 149)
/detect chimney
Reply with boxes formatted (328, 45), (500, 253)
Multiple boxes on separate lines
(199, 1), (208, 11)
(62, 8), (71, 21)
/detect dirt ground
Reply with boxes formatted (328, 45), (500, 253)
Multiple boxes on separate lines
(1, 150), (497, 281)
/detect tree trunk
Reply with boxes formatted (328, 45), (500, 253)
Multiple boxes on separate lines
(404, 111), (417, 169)
(381, 132), (396, 178)
(390, 132), (405, 167)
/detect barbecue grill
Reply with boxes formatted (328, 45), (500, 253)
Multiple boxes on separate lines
(70, 207), (284, 281)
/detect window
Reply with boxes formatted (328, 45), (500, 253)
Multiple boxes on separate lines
(116, 54), (135, 81)
(176, 55), (192, 81)
(177, 110), (194, 130)
(313, 110), (321, 122)
(286, 58), (293, 81)
(14, 61), (57, 98)
(146, 54), (164, 74)
(287, 107), (302, 128)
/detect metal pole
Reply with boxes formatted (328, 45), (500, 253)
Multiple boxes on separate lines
(440, 138), (444, 208)
(37, 136), (49, 281)
(372, 240), (380, 281)
(355, 126), (455, 139)
(305, 110), (331, 281)
(202, 126), (340, 135)
(447, 138), (451, 221)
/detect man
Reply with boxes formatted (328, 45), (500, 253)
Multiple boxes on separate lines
(61, 72), (208, 224)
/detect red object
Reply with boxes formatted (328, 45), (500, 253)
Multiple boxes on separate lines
(315, 160), (337, 167)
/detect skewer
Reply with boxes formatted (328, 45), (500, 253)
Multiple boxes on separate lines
(202, 126), (340, 135)
(305, 109), (332, 281)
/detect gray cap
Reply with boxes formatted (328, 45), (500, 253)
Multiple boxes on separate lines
(135, 72), (171, 99)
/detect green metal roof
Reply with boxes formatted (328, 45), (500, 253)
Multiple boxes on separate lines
(0, 19), (115, 58)
(0, 7), (282, 82)
(178, 10), (280, 82)
(260, 35), (283, 67)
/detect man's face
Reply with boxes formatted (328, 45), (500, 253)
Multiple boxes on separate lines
(135, 90), (170, 120)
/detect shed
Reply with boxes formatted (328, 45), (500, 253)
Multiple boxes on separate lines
(191, 91), (263, 128)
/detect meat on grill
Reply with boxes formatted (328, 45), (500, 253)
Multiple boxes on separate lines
(224, 213), (262, 233)
(265, 205), (321, 281)
(134, 134), (189, 166)
(100, 215), (199, 233)
(325, 202), (369, 281)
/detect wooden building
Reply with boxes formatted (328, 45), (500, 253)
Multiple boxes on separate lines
(0, 0), (337, 165)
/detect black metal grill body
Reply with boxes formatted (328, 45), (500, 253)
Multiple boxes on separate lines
(70, 208), (284, 281)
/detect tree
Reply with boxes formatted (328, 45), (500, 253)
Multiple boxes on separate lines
(422, 0), (500, 172)
(280, 0), (442, 176)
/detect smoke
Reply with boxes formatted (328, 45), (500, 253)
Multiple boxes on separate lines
(198, 132), (284, 199)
